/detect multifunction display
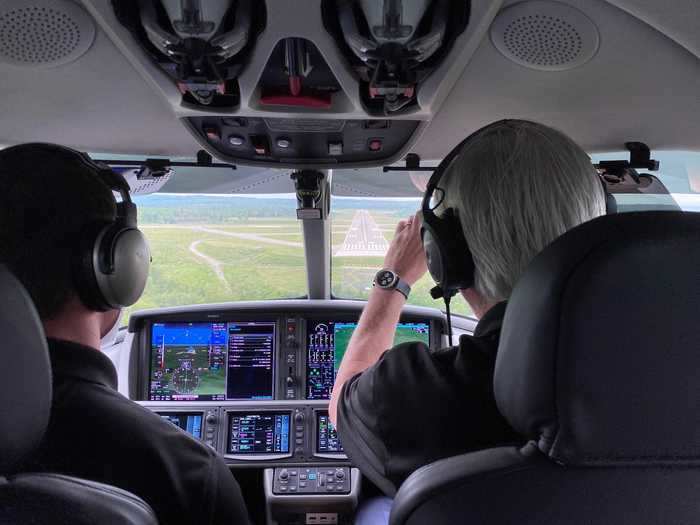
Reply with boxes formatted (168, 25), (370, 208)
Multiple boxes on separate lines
(316, 411), (344, 454)
(149, 322), (275, 401)
(227, 412), (291, 455)
(157, 412), (203, 439)
(306, 321), (430, 399)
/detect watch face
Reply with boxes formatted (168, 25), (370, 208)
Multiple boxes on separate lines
(376, 270), (397, 288)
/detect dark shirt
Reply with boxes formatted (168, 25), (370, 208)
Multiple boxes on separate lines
(337, 302), (522, 496)
(28, 338), (250, 525)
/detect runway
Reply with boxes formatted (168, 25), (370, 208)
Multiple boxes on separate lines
(335, 210), (389, 257)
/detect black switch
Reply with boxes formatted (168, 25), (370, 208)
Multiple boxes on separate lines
(222, 117), (248, 127)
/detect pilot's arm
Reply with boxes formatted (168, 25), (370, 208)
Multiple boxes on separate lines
(329, 212), (427, 426)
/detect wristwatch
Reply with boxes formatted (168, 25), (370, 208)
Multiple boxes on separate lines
(373, 269), (411, 299)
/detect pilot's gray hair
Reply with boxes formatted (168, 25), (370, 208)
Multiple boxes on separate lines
(442, 119), (606, 303)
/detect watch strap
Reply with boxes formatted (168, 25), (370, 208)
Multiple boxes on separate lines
(395, 278), (411, 299)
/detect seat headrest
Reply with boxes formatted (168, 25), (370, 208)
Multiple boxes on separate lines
(0, 266), (52, 473)
(495, 211), (700, 466)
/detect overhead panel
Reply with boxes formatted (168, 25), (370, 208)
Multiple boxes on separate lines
(185, 117), (421, 168)
(91, 0), (502, 167)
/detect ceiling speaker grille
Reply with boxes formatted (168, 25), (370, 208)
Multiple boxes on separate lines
(491, 1), (599, 71)
(0, 1), (95, 68)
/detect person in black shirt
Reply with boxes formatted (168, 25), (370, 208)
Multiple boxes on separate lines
(328, 120), (607, 520)
(0, 144), (250, 525)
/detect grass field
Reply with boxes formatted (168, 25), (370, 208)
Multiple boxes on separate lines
(124, 195), (473, 325)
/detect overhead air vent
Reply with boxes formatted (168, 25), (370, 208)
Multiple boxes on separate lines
(0, 0), (95, 68)
(490, 1), (599, 71)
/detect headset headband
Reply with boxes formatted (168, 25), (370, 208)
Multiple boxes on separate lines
(0, 143), (136, 227)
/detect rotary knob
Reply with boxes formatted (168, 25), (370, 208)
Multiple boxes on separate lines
(335, 469), (345, 480)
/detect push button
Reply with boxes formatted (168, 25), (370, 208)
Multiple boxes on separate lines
(204, 127), (221, 141)
(328, 141), (343, 155)
(368, 138), (383, 152)
(228, 135), (245, 146)
(250, 135), (270, 155)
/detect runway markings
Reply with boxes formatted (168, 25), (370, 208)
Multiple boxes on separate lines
(335, 210), (390, 257)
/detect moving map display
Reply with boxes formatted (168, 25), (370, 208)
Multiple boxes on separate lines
(306, 320), (430, 399)
(149, 321), (275, 401)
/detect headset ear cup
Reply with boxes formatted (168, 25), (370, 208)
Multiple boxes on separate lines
(445, 213), (476, 291)
(73, 222), (112, 312)
(605, 191), (617, 214)
(421, 222), (448, 286)
(95, 227), (151, 308)
(421, 210), (476, 293)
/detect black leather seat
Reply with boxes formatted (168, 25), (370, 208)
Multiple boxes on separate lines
(390, 211), (700, 524)
(0, 266), (158, 524)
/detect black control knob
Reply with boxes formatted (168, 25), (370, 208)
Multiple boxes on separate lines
(294, 412), (304, 424)
(279, 469), (289, 481)
(286, 335), (299, 348)
(286, 376), (295, 387)
(206, 414), (218, 425)
(335, 469), (345, 480)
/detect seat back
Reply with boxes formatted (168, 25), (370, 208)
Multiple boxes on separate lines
(0, 265), (158, 524)
(390, 211), (700, 524)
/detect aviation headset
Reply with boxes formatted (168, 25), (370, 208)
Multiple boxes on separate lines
(0, 143), (151, 311)
(420, 121), (616, 298)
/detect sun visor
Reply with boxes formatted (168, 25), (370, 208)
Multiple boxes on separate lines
(154, 166), (296, 194)
(331, 167), (434, 198)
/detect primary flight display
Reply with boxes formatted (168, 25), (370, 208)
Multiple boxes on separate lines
(149, 321), (275, 401)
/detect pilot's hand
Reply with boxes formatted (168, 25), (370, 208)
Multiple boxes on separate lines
(383, 212), (428, 286)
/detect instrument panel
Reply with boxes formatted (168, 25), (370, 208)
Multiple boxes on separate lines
(140, 401), (345, 466)
(129, 300), (446, 466)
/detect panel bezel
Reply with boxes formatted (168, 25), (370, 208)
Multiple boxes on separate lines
(312, 408), (347, 460)
(130, 300), (450, 404)
(221, 408), (295, 461)
(138, 313), (283, 402)
(303, 315), (440, 401)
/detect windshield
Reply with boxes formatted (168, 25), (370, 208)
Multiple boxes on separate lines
(123, 193), (305, 323)
(120, 150), (698, 325)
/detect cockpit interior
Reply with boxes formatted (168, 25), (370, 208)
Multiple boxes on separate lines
(0, 0), (698, 524)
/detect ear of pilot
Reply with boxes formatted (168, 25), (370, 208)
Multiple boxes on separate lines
(1, 118), (699, 525)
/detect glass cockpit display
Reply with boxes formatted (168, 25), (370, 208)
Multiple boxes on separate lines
(316, 411), (344, 454)
(306, 321), (430, 399)
(157, 412), (203, 439)
(149, 322), (275, 401)
(227, 412), (291, 455)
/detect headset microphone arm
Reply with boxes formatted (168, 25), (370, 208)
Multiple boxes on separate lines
(431, 285), (457, 346)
